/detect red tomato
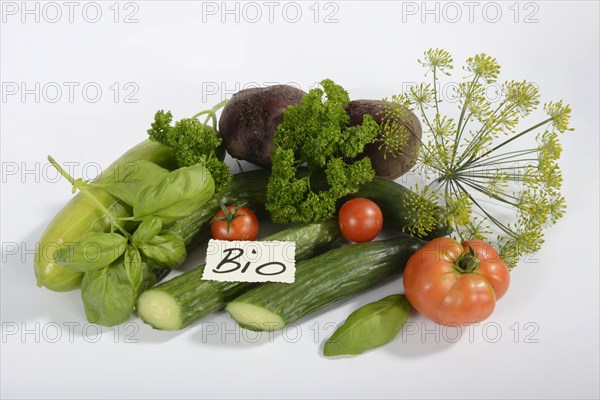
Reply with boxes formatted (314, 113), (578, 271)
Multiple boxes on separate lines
(403, 237), (510, 326)
(338, 198), (383, 243)
(211, 205), (259, 241)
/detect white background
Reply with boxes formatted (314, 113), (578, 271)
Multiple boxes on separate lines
(1, 1), (599, 399)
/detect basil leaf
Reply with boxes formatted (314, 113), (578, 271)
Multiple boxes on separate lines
(132, 217), (163, 244)
(123, 246), (143, 293)
(54, 232), (127, 272)
(139, 233), (187, 269)
(94, 160), (169, 206)
(323, 294), (412, 357)
(81, 258), (137, 327)
(133, 164), (215, 224)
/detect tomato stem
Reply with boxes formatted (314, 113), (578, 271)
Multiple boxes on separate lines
(214, 198), (247, 236)
(455, 245), (480, 273)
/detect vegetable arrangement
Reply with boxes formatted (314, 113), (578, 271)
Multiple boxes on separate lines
(34, 49), (572, 357)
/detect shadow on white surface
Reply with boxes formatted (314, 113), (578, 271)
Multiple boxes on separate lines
(1, 221), (84, 324)
(188, 311), (283, 348)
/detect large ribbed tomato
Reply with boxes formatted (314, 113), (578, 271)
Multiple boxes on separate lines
(403, 237), (510, 326)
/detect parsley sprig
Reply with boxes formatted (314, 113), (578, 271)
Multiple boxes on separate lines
(266, 79), (380, 223)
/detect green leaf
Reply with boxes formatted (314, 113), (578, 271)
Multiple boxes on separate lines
(323, 294), (412, 357)
(139, 233), (187, 269)
(93, 160), (169, 206)
(80, 257), (138, 326)
(134, 164), (215, 224)
(132, 217), (163, 244)
(54, 232), (127, 272)
(123, 246), (143, 293)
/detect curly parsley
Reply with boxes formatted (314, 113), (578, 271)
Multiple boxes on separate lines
(147, 106), (231, 191)
(266, 79), (379, 223)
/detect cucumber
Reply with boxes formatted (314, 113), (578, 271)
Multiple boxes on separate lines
(35, 140), (177, 291)
(344, 177), (452, 240)
(137, 219), (342, 330)
(226, 236), (424, 331)
(38, 161), (448, 292)
(171, 169), (450, 246)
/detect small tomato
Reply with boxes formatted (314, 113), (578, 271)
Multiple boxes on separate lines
(338, 198), (383, 243)
(211, 202), (259, 241)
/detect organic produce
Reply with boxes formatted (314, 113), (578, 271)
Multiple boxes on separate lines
(226, 236), (424, 331)
(324, 294), (412, 357)
(403, 237), (510, 326)
(338, 198), (383, 242)
(219, 85), (306, 167)
(33, 48), (571, 355)
(397, 49), (572, 267)
(346, 100), (422, 179)
(35, 140), (177, 292)
(211, 202), (259, 241)
(266, 79), (380, 223)
(137, 219), (342, 330)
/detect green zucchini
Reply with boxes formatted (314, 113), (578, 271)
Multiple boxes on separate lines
(35, 140), (177, 292)
(226, 236), (424, 331)
(137, 219), (342, 330)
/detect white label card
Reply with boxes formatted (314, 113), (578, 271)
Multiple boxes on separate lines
(202, 240), (296, 283)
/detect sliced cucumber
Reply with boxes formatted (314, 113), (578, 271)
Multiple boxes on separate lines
(226, 236), (425, 331)
(137, 219), (342, 330)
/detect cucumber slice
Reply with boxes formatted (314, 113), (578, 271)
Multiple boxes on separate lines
(136, 290), (182, 331)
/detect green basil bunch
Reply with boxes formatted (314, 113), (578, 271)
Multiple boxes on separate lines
(93, 160), (169, 206)
(51, 160), (215, 326)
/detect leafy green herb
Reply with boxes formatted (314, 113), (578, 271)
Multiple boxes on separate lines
(80, 256), (139, 326)
(92, 160), (168, 206)
(323, 294), (412, 357)
(131, 217), (186, 268)
(48, 156), (203, 326)
(138, 233), (186, 269)
(266, 79), (380, 223)
(134, 164), (215, 224)
(132, 217), (163, 244)
(147, 102), (231, 191)
(54, 232), (127, 272)
(123, 245), (143, 293)
(396, 49), (573, 268)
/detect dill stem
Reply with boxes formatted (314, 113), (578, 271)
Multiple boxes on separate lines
(455, 100), (514, 167)
(457, 176), (519, 206)
(433, 67), (440, 117)
(454, 180), (512, 235)
(452, 74), (479, 165)
(463, 117), (552, 169)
